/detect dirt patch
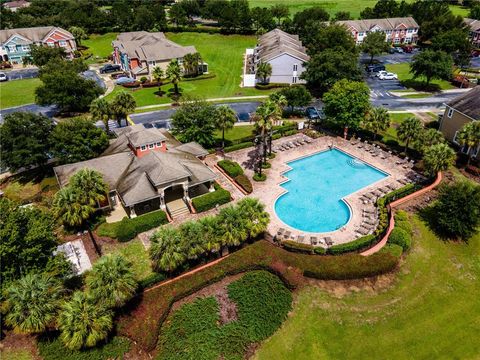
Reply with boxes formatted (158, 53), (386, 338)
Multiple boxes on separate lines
(0, 332), (41, 360)
(305, 271), (398, 298)
(215, 291), (238, 325)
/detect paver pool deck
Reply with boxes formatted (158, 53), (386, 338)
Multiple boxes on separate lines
(225, 134), (412, 247)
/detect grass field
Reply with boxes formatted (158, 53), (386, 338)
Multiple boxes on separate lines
(377, 112), (415, 145)
(254, 215), (480, 359)
(215, 124), (255, 143)
(385, 63), (456, 91)
(103, 239), (152, 281)
(106, 33), (271, 106)
(0, 78), (41, 109)
(83, 33), (117, 61)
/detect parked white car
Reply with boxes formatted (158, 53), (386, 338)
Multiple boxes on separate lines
(379, 72), (398, 80)
(376, 70), (388, 78)
(0, 72), (7, 82)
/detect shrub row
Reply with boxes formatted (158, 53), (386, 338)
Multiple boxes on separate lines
(191, 188), (231, 212)
(224, 141), (254, 153)
(217, 159), (243, 177)
(96, 210), (168, 242)
(388, 228), (411, 251)
(327, 235), (377, 255)
(255, 83), (290, 90)
(117, 240), (399, 350)
(183, 73), (216, 81)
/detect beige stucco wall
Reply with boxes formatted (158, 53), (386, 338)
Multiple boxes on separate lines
(440, 106), (474, 142)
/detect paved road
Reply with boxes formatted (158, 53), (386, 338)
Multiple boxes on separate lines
(0, 104), (58, 124)
(129, 101), (261, 127)
(1, 67), (39, 80)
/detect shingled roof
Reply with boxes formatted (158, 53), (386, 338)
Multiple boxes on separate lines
(54, 127), (215, 207)
(464, 18), (480, 32)
(336, 17), (419, 32)
(446, 86), (480, 120)
(0, 26), (74, 44)
(255, 29), (310, 63)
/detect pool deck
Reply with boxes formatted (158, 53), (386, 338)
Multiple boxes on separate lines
(226, 134), (414, 247)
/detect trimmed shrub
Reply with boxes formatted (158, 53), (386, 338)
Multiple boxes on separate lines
(381, 243), (404, 258)
(255, 83), (289, 90)
(388, 227), (411, 251)
(283, 129), (298, 136)
(327, 235), (376, 255)
(253, 173), (267, 182)
(395, 210), (413, 235)
(314, 247), (327, 255)
(192, 189), (231, 212)
(224, 142), (254, 153)
(282, 240), (314, 254)
(234, 174), (253, 193)
(218, 160), (244, 177)
(261, 162), (272, 169)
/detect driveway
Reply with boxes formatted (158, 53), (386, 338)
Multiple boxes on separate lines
(0, 104), (58, 124)
(1, 67), (39, 80)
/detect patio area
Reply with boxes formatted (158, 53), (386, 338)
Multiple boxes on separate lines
(226, 134), (419, 247)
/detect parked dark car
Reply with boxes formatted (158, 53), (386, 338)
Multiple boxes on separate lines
(111, 72), (129, 79)
(305, 107), (320, 120)
(367, 64), (386, 73)
(100, 64), (121, 74)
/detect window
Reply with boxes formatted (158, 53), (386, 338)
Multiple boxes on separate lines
(156, 142), (162, 147)
(394, 38), (400, 44)
(453, 131), (460, 145)
(293, 64), (298, 72)
(47, 42), (54, 47)
(59, 40), (67, 47)
(447, 107), (454, 118)
(292, 76), (297, 84)
(8, 45), (16, 52)
(140, 145), (147, 151)
(148, 60), (156, 66)
(149, 143), (154, 149)
(407, 29), (413, 33)
(359, 32), (364, 36)
(21, 45), (29, 52)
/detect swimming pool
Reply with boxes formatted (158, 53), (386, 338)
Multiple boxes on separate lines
(274, 148), (388, 233)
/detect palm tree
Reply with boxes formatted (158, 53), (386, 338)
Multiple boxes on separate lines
(256, 62), (272, 84)
(152, 66), (164, 84)
(423, 143), (456, 177)
(69, 168), (108, 207)
(217, 205), (248, 247)
(457, 121), (480, 166)
(58, 291), (113, 350)
(86, 254), (137, 308)
(111, 91), (136, 127)
(3, 274), (63, 334)
(182, 52), (202, 76)
(254, 98), (283, 167)
(362, 107), (390, 140)
(397, 116), (423, 155)
(179, 220), (205, 260)
(149, 226), (186, 273)
(90, 98), (112, 133)
(198, 215), (222, 254)
(236, 198), (270, 239)
(166, 59), (182, 95)
(215, 105), (237, 149)
(415, 128), (444, 154)
(53, 187), (94, 227)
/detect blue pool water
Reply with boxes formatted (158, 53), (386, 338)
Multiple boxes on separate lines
(274, 148), (388, 233)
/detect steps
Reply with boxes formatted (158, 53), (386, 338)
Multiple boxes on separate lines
(166, 199), (190, 219)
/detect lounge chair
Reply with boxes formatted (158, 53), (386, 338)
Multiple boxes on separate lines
(304, 137), (312, 143)
(310, 236), (318, 245)
(363, 219), (376, 226)
(386, 184), (396, 191)
(363, 208), (376, 214)
(324, 237), (333, 246)
(364, 193), (376, 200)
(355, 227), (370, 236)
(283, 230), (291, 240)
(297, 235), (305, 243)
(277, 228), (285, 236)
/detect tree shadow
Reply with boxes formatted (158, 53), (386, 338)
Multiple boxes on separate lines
(241, 148), (259, 171)
(418, 205), (462, 242)
(401, 79), (441, 92)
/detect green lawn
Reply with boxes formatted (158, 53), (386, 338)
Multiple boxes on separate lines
(82, 33), (117, 61)
(254, 215), (480, 359)
(385, 63), (456, 91)
(0, 78), (41, 109)
(215, 124), (255, 143)
(103, 239), (152, 281)
(106, 33), (272, 107)
(448, 5), (470, 17)
(378, 112), (415, 145)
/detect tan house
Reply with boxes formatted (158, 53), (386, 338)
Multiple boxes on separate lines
(439, 86), (480, 159)
(112, 31), (208, 79)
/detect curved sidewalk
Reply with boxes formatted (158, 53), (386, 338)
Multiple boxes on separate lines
(361, 171), (443, 256)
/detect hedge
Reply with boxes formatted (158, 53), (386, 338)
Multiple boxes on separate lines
(117, 240), (399, 350)
(327, 235), (376, 255)
(217, 159), (244, 177)
(388, 227), (412, 251)
(381, 243), (404, 257)
(253, 173), (267, 181)
(224, 142), (254, 153)
(282, 240), (314, 254)
(235, 174), (253, 193)
(394, 210), (413, 235)
(192, 188), (231, 212)
(96, 210), (168, 242)
(255, 83), (289, 90)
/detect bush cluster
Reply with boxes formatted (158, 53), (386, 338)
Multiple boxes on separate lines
(327, 235), (377, 255)
(235, 174), (253, 193)
(191, 188), (231, 213)
(282, 240), (315, 254)
(157, 271), (292, 360)
(381, 243), (404, 257)
(388, 227), (412, 251)
(217, 159), (244, 177)
(224, 142), (254, 153)
(255, 83), (290, 90)
(117, 240), (399, 350)
(253, 173), (267, 181)
(96, 210), (168, 242)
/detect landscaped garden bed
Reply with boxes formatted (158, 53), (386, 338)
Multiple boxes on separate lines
(217, 160), (253, 194)
(117, 240), (399, 350)
(191, 187), (231, 212)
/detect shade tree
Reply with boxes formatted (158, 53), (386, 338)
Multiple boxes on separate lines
(361, 31), (389, 64)
(278, 86), (312, 112)
(111, 91), (136, 127)
(423, 143), (456, 177)
(410, 50), (453, 86)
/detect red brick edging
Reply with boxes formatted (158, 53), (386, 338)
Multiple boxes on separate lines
(360, 171), (443, 256)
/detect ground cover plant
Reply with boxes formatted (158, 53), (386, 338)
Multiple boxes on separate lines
(253, 216), (480, 359)
(117, 240), (399, 350)
(0, 78), (41, 109)
(156, 271), (292, 360)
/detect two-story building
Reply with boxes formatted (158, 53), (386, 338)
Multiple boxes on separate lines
(439, 86), (480, 160)
(244, 29), (309, 86)
(112, 31), (207, 79)
(464, 18), (480, 48)
(0, 26), (76, 64)
(336, 17), (419, 45)
(54, 125), (216, 219)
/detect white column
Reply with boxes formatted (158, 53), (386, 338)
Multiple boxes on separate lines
(183, 183), (190, 201)
(130, 206), (137, 218)
(209, 182), (215, 192)
(159, 189), (166, 210)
